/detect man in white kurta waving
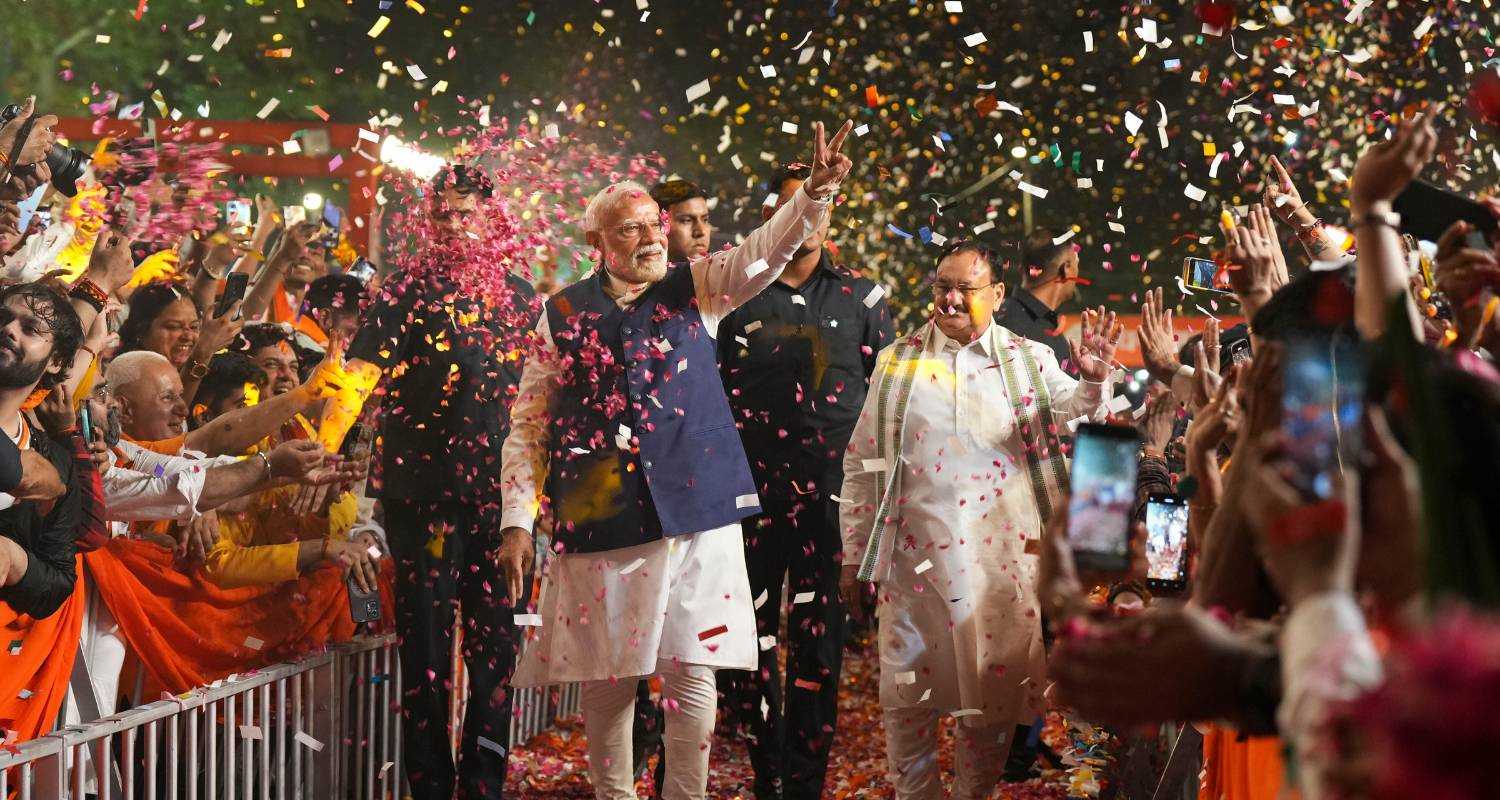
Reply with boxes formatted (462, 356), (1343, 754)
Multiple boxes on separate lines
(498, 121), (853, 800)
(838, 240), (1122, 800)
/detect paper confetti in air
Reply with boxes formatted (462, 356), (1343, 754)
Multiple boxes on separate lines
(698, 624), (729, 641)
(759, 635), (778, 651)
(743, 258), (769, 279)
(1184, 183), (1206, 202)
(894, 671), (917, 685)
(685, 79), (711, 102)
(514, 614), (543, 627)
(254, 99), (280, 119)
(863, 285), (886, 308)
(962, 32), (987, 47)
(754, 589), (769, 609)
(1106, 394), (1132, 414)
(243, 637), (264, 651)
(294, 731), (324, 752)
(620, 557), (647, 574)
(735, 493), (759, 508)
(952, 708), (983, 718)
(367, 15), (391, 38)
(239, 725), (263, 740)
(860, 458), (888, 473)
(914, 559), (933, 574)
(792, 591), (816, 605)
(477, 736), (506, 756)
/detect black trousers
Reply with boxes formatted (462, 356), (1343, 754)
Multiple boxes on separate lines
(385, 499), (524, 800)
(718, 487), (845, 800)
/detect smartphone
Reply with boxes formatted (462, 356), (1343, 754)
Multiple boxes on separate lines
(1066, 423), (1141, 573)
(1279, 335), (1366, 501)
(79, 404), (93, 442)
(346, 257), (376, 283)
(1394, 179), (1497, 247)
(103, 405), (122, 447)
(347, 572), (382, 624)
(215, 272), (250, 318)
(1144, 493), (1189, 591)
(283, 205), (307, 227)
(224, 199), (252, 235)
(1182, 257), (1230, 292)
(321, 202), (343, 232)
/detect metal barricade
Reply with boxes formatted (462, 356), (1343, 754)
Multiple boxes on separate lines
(0, 635), (402, 800)
(2, 633), (581, 799)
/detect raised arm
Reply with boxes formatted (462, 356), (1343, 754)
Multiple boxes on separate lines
(1348, 110), (1436, 341)
(1042, 306), (1119, 419)
(693, 120), (852, 325)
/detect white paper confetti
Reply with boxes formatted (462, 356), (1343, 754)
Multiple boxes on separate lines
(914, 559), (933, 574)
(735, 493), (759, 509)
(514, 614), (543, 627)
(294, 731), (324, 752)
(863, 285), (886, 308)
(477, 736), (506, 756)
(860, 458), (889, 473)
(254, 98), (279, 120)
(239, 725), (263, 740)
(962, 32), (987, 47)
(620, 557), (647, 575)
(243, 637), (264, 651)
(744, 258), (770, 279)
(685, 79), (711, 103)
(759, 635), (778, 651)
(792, 591), (816, 605)
(1184, 183), (1206, 202)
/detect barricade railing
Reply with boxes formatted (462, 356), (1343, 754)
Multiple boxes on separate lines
(0, 634), (402, 800)
(2, 632), (581, 799)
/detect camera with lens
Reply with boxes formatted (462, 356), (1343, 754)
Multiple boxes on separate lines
(1, 103), (89, 196)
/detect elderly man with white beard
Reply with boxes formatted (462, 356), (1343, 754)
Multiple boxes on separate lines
(497, 121), (854, 800)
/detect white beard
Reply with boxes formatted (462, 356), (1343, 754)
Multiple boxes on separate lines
(609, 246), (668, 284)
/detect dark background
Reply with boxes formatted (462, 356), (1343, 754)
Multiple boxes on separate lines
(3, 0), (1487, 322)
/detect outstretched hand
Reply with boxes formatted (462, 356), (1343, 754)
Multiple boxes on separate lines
(802, 120), (854, 201)
(1070, 306), (1124, 382)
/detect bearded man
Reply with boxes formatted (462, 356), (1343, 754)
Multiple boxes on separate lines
(498, 121), (854, 800)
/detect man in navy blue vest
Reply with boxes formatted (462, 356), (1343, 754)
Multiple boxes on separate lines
(498, 120), (854, 800)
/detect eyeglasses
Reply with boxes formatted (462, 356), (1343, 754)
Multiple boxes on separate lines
(612, 220), (667, 239)
(930, 281), (997, 297)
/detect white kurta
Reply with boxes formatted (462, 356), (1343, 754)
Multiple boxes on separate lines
(501, 186), (832, 687)
(840, 323), (1110, 728)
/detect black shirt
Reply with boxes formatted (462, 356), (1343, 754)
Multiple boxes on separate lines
(348, 271), (541, 505)
(0, 423), (83, 619)
(718, 252), (894, 496)
(997, 286), (1073, 372)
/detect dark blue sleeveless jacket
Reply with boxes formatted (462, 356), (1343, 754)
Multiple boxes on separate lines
(542, 264), (760, 554)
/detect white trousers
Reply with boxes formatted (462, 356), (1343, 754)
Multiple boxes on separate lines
(883, 707), (1010, 800)
(581, 659), (717, 800)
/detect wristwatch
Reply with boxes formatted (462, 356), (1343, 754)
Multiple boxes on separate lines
(186, 359), (210, 380)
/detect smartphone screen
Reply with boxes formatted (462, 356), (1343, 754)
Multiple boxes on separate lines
(216, 272), (250, 317)
(321, 203), (343, 231)
(1280, 335), (1365, 500)
(1182, 257), (1228, 291)
(1145, 494), (1189, 587)
(225, 199), (252, 235)
(1066, 423), (1141, 572)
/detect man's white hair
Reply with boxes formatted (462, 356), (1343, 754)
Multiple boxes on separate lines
(582, 180), (653, 234)
(105, 350), (172, 393)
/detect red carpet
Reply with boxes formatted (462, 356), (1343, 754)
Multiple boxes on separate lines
(506, 639), (1118, 798)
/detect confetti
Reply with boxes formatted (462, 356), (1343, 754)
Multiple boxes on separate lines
(294, 731), (324, 752)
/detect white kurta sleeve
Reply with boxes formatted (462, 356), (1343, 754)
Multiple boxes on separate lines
(101, 466), (206, 524)
(691, 186), (831, 335)
(1279, 591), (1384, 800)
(838, 345), (891, 567)
(500, 312), (562, 534)
(1028, 340), (1112, 420)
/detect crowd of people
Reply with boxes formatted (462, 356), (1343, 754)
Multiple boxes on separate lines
(2, 80), (1498, 800)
